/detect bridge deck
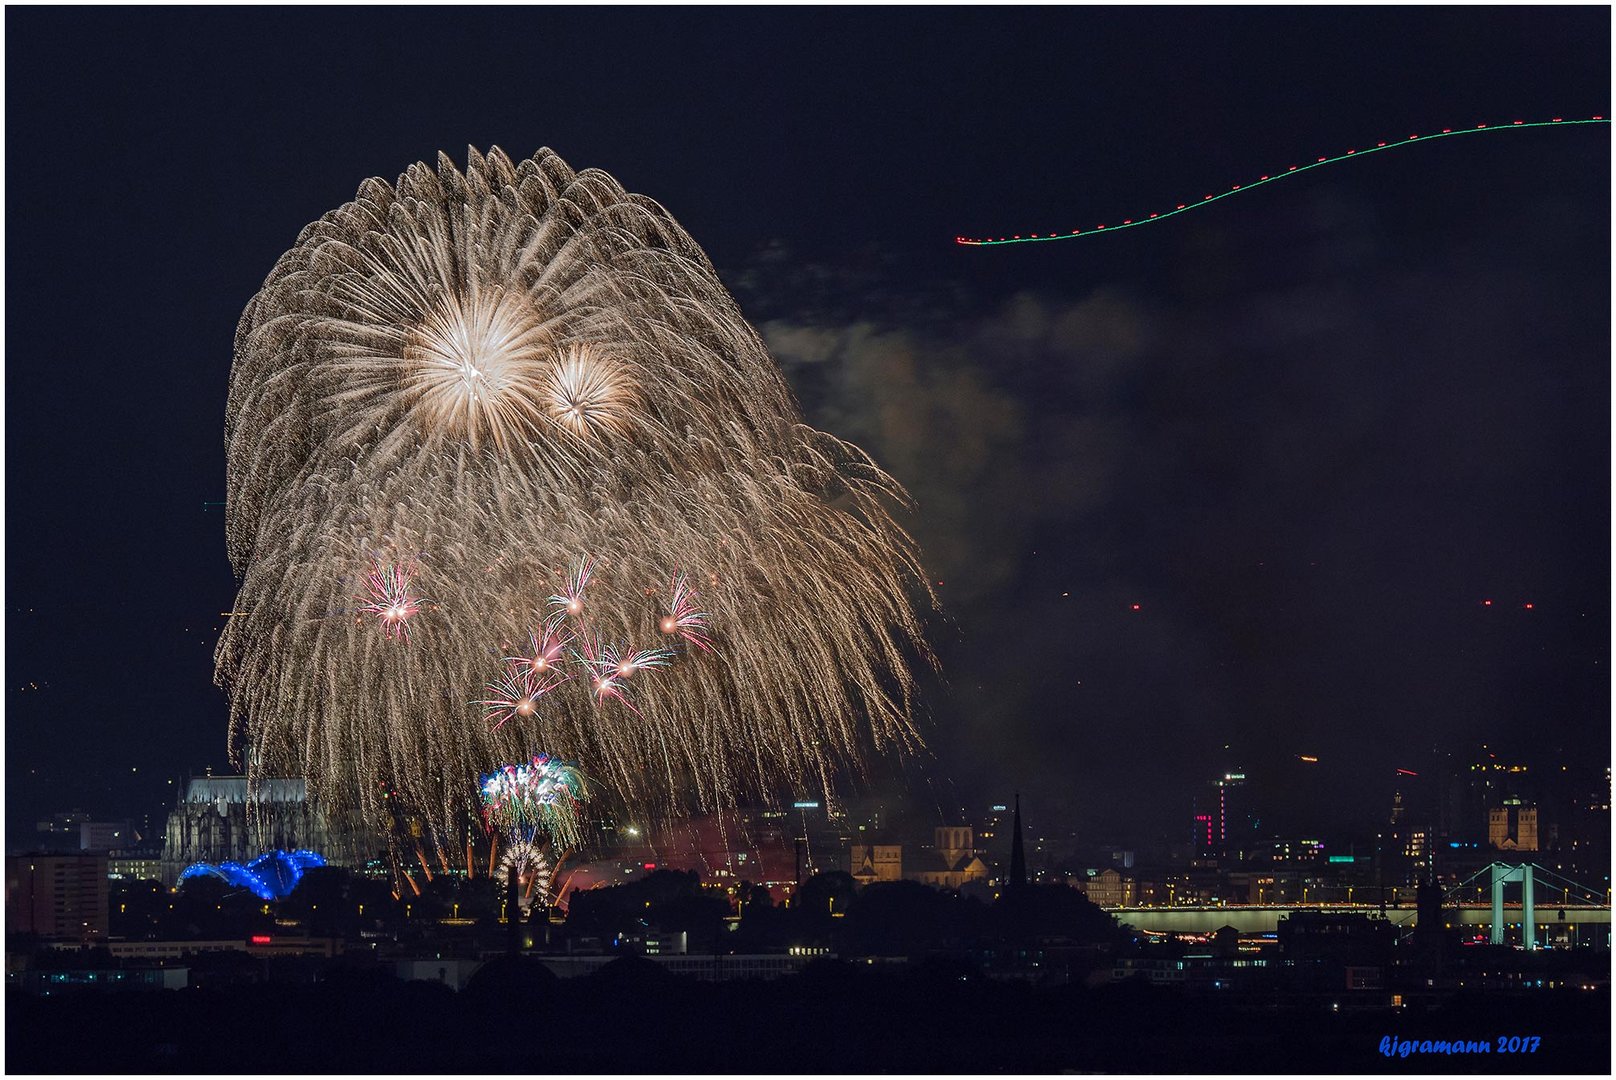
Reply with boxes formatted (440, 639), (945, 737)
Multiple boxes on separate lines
(1109, 904), (1610, 933)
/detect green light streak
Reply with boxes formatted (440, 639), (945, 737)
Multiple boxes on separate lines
(957, 118), (1609, 247)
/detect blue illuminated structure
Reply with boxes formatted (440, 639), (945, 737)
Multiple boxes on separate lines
(177, 849), (326, 900)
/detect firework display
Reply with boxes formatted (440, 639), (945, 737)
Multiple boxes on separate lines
(480, 754), (589, 848)
(476, 667), (568, 732)
(505, 616), (571, 679)
(661, 572), (713, 653)
(357, 562), (429, 640)
(215, 146), (932, 841)
(496, 837), (554, 912)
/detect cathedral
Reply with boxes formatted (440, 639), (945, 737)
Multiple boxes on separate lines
(159, 774), (366, 885)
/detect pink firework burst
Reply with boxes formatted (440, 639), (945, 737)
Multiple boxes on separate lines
(547, 555), (597, 620)
(357, 561), (429, 640)
(503, 615), (572, 679)
(659, 572), (713, 653)
(476, 667), (568, 731)
(572, 635), (670, 714)
(602, 643), (675, 678)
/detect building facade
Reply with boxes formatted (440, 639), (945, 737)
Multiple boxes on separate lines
(906, 827), (991, 890)
(1488, 800), (1539, 852)
(847, 843), (903, 884)
(159, 775), (362, 885)
(6, 854), (109, 942)
(78, 821), (136, 852)
(1074, 867), (1137, 907)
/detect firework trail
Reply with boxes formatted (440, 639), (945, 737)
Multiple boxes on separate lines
(215, 146), (933, 843)
(956, 115), (1609, 246)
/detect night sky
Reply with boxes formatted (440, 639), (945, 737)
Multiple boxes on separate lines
(6, 8), (1609, 845)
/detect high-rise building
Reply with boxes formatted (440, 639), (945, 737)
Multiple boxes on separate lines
(6, 854), (109, 942)
(1191, 811), (1216, 856)
(1191, 770), (1254, 858)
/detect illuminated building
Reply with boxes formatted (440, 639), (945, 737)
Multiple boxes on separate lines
(6, 854), (109, 942)
(1386, 790), (1429, 876)
(1191, 770), (1254, 858)
(906, 826), (990, 890)
(1192, 812), (1216, 856)
(159, 775), (366, 885)
(848, 843), (902, 884)
(1075, 867), (1136, 907)
(1488, 799), (1539, 852)
(106, 850), (162, 882)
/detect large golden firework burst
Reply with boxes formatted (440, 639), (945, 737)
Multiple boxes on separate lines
(217, 146), (933, 844)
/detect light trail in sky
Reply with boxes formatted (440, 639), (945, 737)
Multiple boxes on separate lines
(956, 116), (1608, 246)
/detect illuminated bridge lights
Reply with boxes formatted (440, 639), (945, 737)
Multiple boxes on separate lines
(955, 117), (1611, 246)
(177, 849), (326, 901)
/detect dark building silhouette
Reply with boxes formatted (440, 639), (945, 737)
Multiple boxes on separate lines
(6, 854), (109, 942)
(1009, 794), (1027, 890)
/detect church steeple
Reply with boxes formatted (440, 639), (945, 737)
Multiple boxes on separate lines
(1009, 793), (1027, 890)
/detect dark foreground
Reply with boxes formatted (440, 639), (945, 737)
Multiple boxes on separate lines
(8, 960), (1610, 1074)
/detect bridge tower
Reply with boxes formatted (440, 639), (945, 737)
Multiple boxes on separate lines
(1489, 862), (1536, 949)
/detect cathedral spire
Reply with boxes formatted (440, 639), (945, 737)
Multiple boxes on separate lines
(1009, 793), (1027, 890)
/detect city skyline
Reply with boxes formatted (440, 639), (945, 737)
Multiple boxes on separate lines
(7, 7), (1609, 858)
